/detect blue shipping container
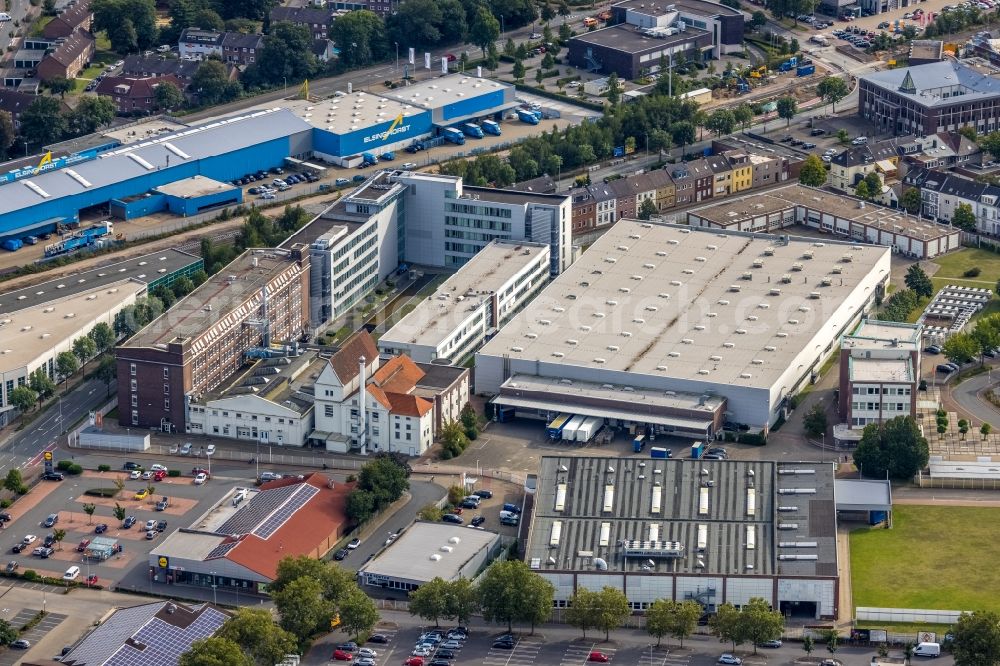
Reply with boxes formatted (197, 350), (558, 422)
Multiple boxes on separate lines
(650, 446), (668, 459)
(690, 442), (705, 459)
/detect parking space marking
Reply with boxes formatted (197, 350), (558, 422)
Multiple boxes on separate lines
(561, 642), (616, 665)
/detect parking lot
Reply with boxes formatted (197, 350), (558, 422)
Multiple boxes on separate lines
(0, 460), (255, 592)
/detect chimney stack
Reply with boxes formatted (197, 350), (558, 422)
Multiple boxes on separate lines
(358, 355), (367, 451)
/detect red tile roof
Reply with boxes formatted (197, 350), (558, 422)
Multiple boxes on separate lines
(385, 391), (433, 417)
(329, 331), (378, 385)
(370, 355), (425, 394)
(222, 473), (351, 580)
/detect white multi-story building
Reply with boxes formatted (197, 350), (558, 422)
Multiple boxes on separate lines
(311, 331), (469, 455)
(378, 240), (550, 364)
(903, 167), (1000, 235)
(283, 170), (572, 332)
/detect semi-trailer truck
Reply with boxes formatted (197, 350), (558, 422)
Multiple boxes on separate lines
(546, 413), (572, 439)
(441, 127), (466, 145)
(361, 152), (379, 166)
(462, 123), (484, 138)
(482, 119), (502, 135)
(406, 136), (446, 152)
(561, 415), (585, 441)
(576, 417), (602, 443)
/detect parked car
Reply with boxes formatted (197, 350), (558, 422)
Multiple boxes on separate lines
(719, 655), (743, 665)
(206, 444), (216, 455)
(129, 470), (142, 480)
(337, 642), (358, 652)
(156, 520), (168, 532)
(42, 472), (64, 481)
(441, 513), (463, 524)
(331, 649), (352, 661)
(347, 538), (361, 549)
(94, 523), (108, 534)
(123, 516), (136, 529)
(4, 561), (17, 573)
(925, 345), (941, 354)
(43, 514), (58, 528)
(156, 498), (169, 511)
(471, 516), (486, 527)
(589, 653), (611, 663)
(759, 640), (783, 648)
(194, 473), (208, 485)
(22, 535), (36, 545)
(180, 443), (192, 455)
(334, 548), (349, 560)
(10, 639), (29, 649)
(937, 364), (956, 373)
(43, 535), (55, 547)
(259, 472), (282, 482)
(368, 634), (389, 644)
(145, 530), (158, 540)
(459, 499), (479, 509)
(86, 574), (99, 586)
(134, 489), (149, 500)
(77, 539), (91, 552)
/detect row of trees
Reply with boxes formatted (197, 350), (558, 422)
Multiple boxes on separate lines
(13, 96), (116, 150)
(199, 205), (310, 276)
(942, 313), (1000, 368)
(7, 322), (118, 419)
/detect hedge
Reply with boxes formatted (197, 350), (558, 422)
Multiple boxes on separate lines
(84, 488), (118, 498)
(512, 82), (605, 111)
(167, 470), (181, 477)
(97, 464), (111, 472)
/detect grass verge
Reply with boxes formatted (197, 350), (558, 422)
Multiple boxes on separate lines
(851, 505), (1000, 613)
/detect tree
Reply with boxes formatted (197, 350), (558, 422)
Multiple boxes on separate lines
(69, 96), (116, 138)
(541, 1), (555, 21)
(386, 0), (443, 48)
(606, 72), (620, 105)
(983, 132), (1000, 161)
(345, 489), (376, 524)
(274, 576), (333, 643)
(855, 180), (872, 201)
(943, 332), (979, 366)
(853, 416), (929, 480)
(776, 96), (797, 126)
(52, 528), (66, 550)
(638, 198), (659, 220)
(836, 128), (850, 144)
(953, 202), (978, 231)
(741, 598), (784, 654)
(817, 76), (849, 112)
(155, 81), (185, 111)
(73, 336), (97, 373)
(512, 58), (526, 80)
(952, 610), (1000, 666)
(193, 59), (241, 106)
(440, 419), (470, 459)
(96, 356), (117, 396)
(56, 351), (79, 386)
(82, 503), (96, 524)
(272, 555), (356, 602)
(0, 111), (13, 160)
(9, 387), (37, 417)
(705, 109), (736, 137)
(92, 0), (158, 52)
(565, 588), (598, 638)
(114, 475), (126, 497)
(338, 587), (380, 640)
(216, 608), (297, 666)
(113, 503), (126, 524)
(983, 423), (992, 439)
(672, 121), (696, 153)
(3, 470), (24, 495)
(478, 560), (554, 633)
(864, 171), (882, 198)
(666, 599), (702, 647)
(356, 456), (409, 509)
(803, 635), (814, 655)
(904, 264), (934, 299)
(750, 10), (767, 28)
(409, 577), (450, 627)
(803, 403), (827, 440)
(646, 599), (673, 647)
(733, 104), (754, 131)
(90, 322), (115, 355)
(822, 628), (840, 654)
(444, 578), (478, 626)
(711, 603), (745, 651)
(900, 187), (922, 214)
(47, 77), (73, 98)
(28, 369), (56, 404)
(19, 96), (67, 146)
(180, 637), (253, 666)
(418, 503), (443, 521)
(469, 5), (500, 57)
(799, 154), (828, 187)
(535, 67), (544, 85)
(329, 10), (387, 67)
(254, 21), (317, 86)
(0, 619), (16, 646)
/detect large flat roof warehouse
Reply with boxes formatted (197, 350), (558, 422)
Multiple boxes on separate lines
(154, 175), (235, 198)
(378, 76), (512, 109)
(267, 91), (422, 135)
(381, 240), (549, 348)
(527, 456), (837, 577)
(123, 248), (300, 347)
(0, 248), (201, 313)
(0, 108), (311, 218)
(479, 220), (889, 392)
(0, 280), (145, 371)
(358, 522), (500, 583)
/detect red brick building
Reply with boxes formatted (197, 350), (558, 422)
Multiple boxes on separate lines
(42, 0), (92, 39)
(95, 74), (184, 114)
(37, 28), (94, 82)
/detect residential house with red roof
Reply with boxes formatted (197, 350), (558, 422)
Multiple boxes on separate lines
(148, 474), (350, 592)
(42, 0), (92, 39)
(36, 28), (94, 82)
(95, 74), (185, 114)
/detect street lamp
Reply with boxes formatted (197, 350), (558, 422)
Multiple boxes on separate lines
(210, 571), (217, 605)
(394, 42), (399, 71)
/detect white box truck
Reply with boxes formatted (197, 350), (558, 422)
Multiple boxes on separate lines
(561, 415), (586, 441)
(576, 416), (603, 442)
(914, 643), (940, 658)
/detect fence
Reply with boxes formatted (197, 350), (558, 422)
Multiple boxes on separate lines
(916, 474), (1000, 490)
(857, 607), (964, 624)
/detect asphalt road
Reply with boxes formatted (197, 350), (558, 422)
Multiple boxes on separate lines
(950, 370), (1000, 426)
(0, 0), (30, 62)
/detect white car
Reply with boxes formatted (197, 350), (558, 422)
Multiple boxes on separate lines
(206, 445), (216, 456)
(402, 162), (417, 169)
(141, 471), (153, 480)
(21, 535), (36, 544)
(129, 470), (141, 480)
(194, 473), (207, 485)
(150, 464), (168, 472)
(719, 655), (743, 665)
(180, 443), (192, 455)
(145, 519), (157, 531)
(357, 648), (378, 658)
(412, 647), (432, 657)
(168, 445), (178, 454)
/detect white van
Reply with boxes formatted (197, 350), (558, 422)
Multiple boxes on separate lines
(914, 643), (941, 658)
(0, 13), (11, 21)
(63, 566), (80, 581)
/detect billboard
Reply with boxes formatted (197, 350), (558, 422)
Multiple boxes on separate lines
(1, 151), (95, 184)
(613, 146), (625, 157)
(409, 47), (415, 65)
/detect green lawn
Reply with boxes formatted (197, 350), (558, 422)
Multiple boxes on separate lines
(851, 505), (1000, 613)
(29, 15), (52, 37)
(932, 247), (1000, 281)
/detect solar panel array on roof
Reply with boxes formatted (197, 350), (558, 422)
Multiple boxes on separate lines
(215, 484), (299, 536)
(105, 606), (229, 666)
(254, 485), (320, 539)
(205, 540), (239, 560)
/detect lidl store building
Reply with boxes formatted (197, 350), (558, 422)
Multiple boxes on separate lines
(0, 75), (516, 241)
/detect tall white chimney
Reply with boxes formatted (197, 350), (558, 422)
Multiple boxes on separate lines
(357, 355), (367, 451)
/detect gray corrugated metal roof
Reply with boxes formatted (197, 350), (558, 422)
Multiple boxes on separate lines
(0, 107), (312, 217)
(862, 60), (1000, 107)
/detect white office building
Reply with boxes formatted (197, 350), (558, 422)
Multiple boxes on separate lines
(378, 240), (550, 364)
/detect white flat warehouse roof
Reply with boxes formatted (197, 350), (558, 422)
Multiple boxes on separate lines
(266, 93), (424, 136)
(378, 74), (512, 109)
(479, 221), (890, 391)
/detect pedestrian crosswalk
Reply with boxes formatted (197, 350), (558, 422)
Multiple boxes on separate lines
(482, 635), (545, 666)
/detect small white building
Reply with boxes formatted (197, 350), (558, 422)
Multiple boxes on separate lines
(311, 331), (469, 455)
(358, 522), (502, 591)
(584, 76), (625, 97)
(378, 240), (550, 364)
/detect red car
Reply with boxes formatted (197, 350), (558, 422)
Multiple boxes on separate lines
(152, 470), (166, 482)
(445, 53), (456, 62)
(85, 574), (98, 586)
(404, 659), (425, 666)
(76, 539), (91, 552)
(589, 653), (610, 663)
(332, 650), (352, 661)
